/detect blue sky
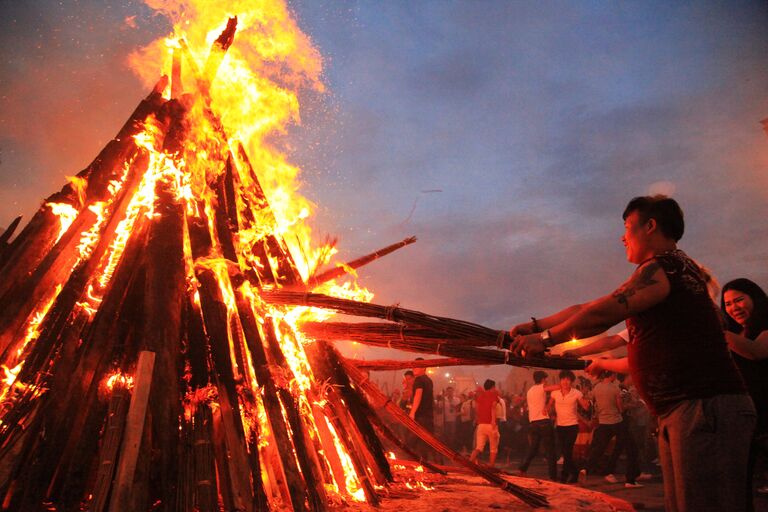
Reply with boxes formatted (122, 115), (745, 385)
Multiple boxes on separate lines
(1, 1), (767, 385)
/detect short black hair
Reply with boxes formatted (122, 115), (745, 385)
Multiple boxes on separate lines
(483, 379), (496, 390)
(533, 370), (549, 384)
(404, 370), (414, 377)
(623, 195), (684, 242)
(722, 278), (768, 339)
(559, 370), (575, 382)
(599, 371), (614, 380)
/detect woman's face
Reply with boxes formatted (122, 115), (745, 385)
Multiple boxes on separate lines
(724, 289), (754, 328)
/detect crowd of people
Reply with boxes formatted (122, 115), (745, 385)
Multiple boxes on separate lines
(389, 195), (767, 512)
(393, 366), (659, 482)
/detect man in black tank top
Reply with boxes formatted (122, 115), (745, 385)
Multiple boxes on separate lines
(508, 195), (755, 511)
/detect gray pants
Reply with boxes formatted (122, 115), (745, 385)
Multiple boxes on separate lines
(658, 394), (755, 512)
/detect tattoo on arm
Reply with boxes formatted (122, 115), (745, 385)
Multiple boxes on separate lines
(612, 262), (661, 309)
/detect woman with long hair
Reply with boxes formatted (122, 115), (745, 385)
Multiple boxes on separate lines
(721, 278), (768, 499)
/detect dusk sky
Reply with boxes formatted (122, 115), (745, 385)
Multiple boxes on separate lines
(1, 1), (767, 387)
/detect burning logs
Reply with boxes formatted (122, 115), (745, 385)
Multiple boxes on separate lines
(0, 86), (165, 306)
(307, 341), (394, 485)
(235, 287), (320, 512)
(109, 351), (156, 512)
(90, 376), (131, 512)
(0, 11), (580, 512)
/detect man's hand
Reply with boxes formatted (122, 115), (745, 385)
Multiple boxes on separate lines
(509, 321), (536, 337)
(585, 358), (605, 377)
(509, 333), (546, 357)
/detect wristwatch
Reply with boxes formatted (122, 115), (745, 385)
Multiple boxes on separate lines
(540, 329), (554, 348)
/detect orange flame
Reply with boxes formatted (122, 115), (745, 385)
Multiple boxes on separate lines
(46, 202), (78, 244)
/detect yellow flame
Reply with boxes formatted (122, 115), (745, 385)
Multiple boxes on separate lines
(105, 371), (134, 391)
(119, 1), (383, 504)
(0, 284), (62, 404)
(46, 202), (79, 244)
(66, 175), (88, 207)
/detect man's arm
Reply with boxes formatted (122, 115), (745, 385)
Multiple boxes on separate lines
(562, 334), (627, 358)
(544, 396), (554, 416)
(511, 304), (584, 336)
(586, 357), (630, 375)
(410, 388), (423, 419)
(510, 261), (670, 356)
(725, 331), (768, 360)
(615, 391), (624, 415)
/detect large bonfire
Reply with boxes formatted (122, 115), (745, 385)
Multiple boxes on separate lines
(0, 2), (580, 510)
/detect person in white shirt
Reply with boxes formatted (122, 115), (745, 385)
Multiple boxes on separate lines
(459, 392), (475, 453)
(582, 371), (642, 487)
(442, 386), (461, 450)
(518, 371), (559, 480)
(547, 370), (591, 483)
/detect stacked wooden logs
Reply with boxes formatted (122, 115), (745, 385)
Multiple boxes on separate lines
(0, 15), (588, 512)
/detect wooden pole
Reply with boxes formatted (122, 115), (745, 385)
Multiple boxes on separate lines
(108, 350), (156, 512)
(90, 385), (131, 512)
(304, 236), (417, 289)
(139, 173), (187, 510)
(348, 357), (474, 371)
(234, 284), (315, 511)
(308, 341), (393, 484)
(191, 405), (217, 512)
(341, 358), (549, 508)
(0, 88), (165, 303)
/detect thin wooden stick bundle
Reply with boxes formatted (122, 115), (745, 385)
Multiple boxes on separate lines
(298, 319), (588, 371)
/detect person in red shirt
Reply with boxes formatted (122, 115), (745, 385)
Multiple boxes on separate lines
(469, 379), (500, 466)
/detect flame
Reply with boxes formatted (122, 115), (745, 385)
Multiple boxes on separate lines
(4, 1), (385, 506)
(46, 202), (79, 244)
(66, 175), (88, 207)
(128, 0), (330, 284)
(0, 283), (62, 405)
(104, 371), (134, 391)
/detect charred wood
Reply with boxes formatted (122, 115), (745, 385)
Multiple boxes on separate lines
(109, 351), (156, 512)
(139, 177), (187, 510)
(90, 385), (130, 512)
(234, 282), (314, 511)
(307, 341), (393, 484)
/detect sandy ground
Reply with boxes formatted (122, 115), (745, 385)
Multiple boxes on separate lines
(341, 456), (768, 511)
(344, 463), (635, 512)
